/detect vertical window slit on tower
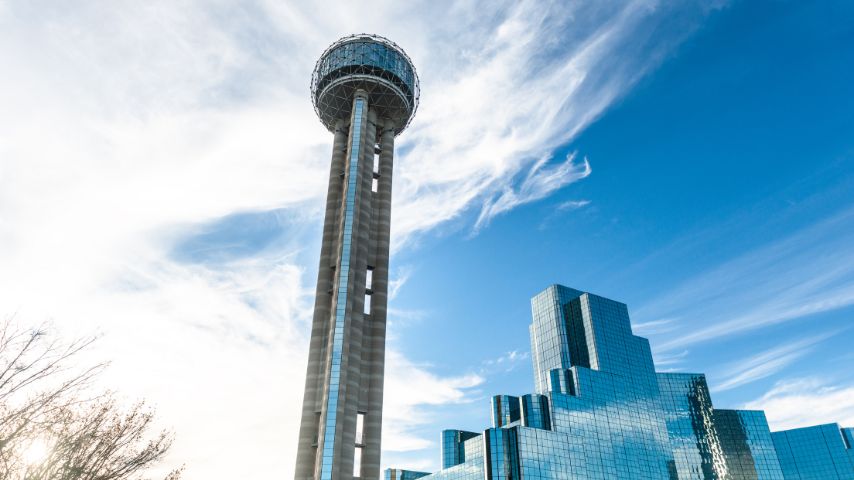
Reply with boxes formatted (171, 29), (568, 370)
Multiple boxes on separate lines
(355, 412), (365, 445)
(373, 145), (380, 174)
(372, 147), (380, 193)
(366, 267), (374, 290)
(353, 446), (362, 477)
(364, 293), (372, 314)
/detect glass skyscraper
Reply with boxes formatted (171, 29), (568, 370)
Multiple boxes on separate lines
(771, 424), (854, 479)
(388, 284), (853, 480)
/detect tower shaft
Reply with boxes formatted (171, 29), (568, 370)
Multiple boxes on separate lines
(296, 92), (395, 480)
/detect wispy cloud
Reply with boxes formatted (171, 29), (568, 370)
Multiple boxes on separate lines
(383, 351), (484, 452)
(633, 318), (678, 335)
(711, 332), (835, 392)
(743, 378), (854, 430)
(474, 154), (591, 231)
(652, 349), (689, 369)
(537, 198), (592, 230)
(389, 266), (414, 301)
(393, 0), (719, 244)
(558, 199), (592, 211)
(482, 350), (531, 374)
(637, 205), (854, 352)
(0, 0), (723, 477)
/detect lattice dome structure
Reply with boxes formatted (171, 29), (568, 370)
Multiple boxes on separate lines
(311, 34), (420, 136)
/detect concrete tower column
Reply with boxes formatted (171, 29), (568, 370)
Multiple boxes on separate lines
(360, 118), (395, 480)
(295, 117), (348, 480)
(315, 91), (370, 480)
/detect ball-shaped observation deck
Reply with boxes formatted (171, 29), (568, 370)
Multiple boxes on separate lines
(311, 34), (419, 136)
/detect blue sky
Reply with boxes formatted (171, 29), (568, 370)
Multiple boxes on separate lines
(381, 0), (854, 470)
(1, 1), (853, 478)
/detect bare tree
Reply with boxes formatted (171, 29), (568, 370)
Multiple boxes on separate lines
(0, 318), (182, 480)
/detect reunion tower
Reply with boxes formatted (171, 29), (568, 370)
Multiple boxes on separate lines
(295, 34), (419, 480)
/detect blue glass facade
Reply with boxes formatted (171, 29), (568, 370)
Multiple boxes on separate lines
(319, 97), (365, 480)
(387, 284), (852, 480)
(529, 286), (582, 394)
(714, 409), (784, 479)
(657, 373), (727, 479)
(519, 394), (550, 430)
(492, 396), (521, 428)
(386, 469), (431, 480)
(844, 428), (854, 451)
(443, 430), (481, 469)
(772, 424), (854, 479)
(315, 39), (416, 100)
(429, 435), (484, 480)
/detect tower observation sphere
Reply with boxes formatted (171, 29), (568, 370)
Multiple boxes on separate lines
(311, 33), (420, 135)
(295, 34), (418, 480)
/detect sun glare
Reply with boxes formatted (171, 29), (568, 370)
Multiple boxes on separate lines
(23, 438), (51, 466)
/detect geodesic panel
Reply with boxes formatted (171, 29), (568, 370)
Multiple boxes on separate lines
(312, 34), (419, 136)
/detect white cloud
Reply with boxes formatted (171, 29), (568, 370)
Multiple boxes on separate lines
(652, 349), (689, 369)
(493, 350), (529, 364)
(383, 351), (484, 452)
(474, 154), (591, 231)
(391, 0), (718, 244)
(558, 199), (592, 211)
(743, 379), (854, 431)
(638, 206), (854, 352)
(0, 0), (721, 477)
(482, 350), (531, 374)
(710, 333), (834, 392)
(632, 318), (678, 335)
(388, 266), (413, 301)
